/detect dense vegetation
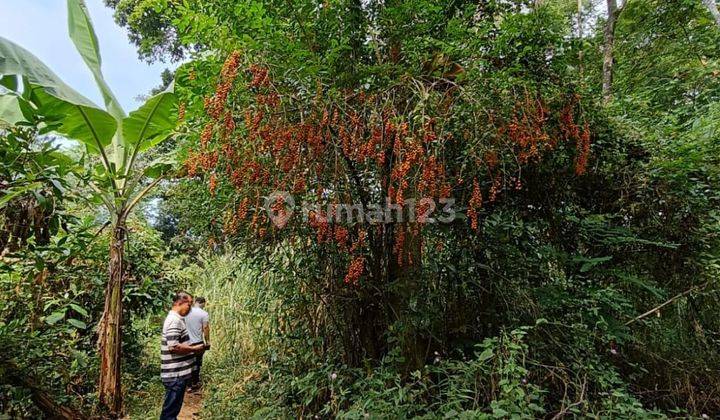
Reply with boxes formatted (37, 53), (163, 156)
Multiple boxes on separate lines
(2, 0), (720, 418)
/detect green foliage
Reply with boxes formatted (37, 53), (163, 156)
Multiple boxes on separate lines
(104, 0), (188, 62)
(0, 128), (82, 251)
(0, 210), (175, 416)
(149, 247), (674, 418)
(3, 0), (720, 417)
(0, 5), (182, 412)
(0, 0), (179, 216)
(0, 114), (176, 417)
(0, 40), (117, 151)
(108, 0), (720, 417)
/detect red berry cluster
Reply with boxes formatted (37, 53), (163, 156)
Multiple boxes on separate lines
(183, 53), (593, 286)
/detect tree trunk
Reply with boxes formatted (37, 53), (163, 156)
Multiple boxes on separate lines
(390, 226), (424, 372)
(702, 0), (720, 28)
(577, 0), (584, 76)
(97, 219), (126, 417)
(603, 0), (622, 103)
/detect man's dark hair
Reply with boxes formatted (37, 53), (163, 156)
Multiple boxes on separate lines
(173, 291), (192, 304)
(195, 296), (206, 305)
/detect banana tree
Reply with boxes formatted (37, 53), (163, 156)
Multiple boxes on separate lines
(0, 0), (177, 415)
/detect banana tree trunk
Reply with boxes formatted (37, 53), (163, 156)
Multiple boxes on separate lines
(98, 218), (126, 416)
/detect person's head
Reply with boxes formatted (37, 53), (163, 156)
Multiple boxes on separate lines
(172, 291), (193, 316)
(194, 296), (206, 309)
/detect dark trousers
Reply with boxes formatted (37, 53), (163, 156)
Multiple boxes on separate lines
(189, 342), (204, 388)
(160, 377), (187, 420)
(190, 350), (204, 388)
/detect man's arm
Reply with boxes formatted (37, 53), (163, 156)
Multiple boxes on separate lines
(165, 319), (204, 354)
(201, 312), (210, 345)
(203, 323), (210, 345)
(169, 342), (205, 355)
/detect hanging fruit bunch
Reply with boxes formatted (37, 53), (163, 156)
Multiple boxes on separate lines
(182, 51), (593, 286)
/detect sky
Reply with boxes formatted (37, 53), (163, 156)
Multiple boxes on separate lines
(0, 0), (169, 112)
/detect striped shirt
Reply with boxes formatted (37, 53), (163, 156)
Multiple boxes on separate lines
(161, 310), (194, 383)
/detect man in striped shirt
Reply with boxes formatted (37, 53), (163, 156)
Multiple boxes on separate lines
(160, 292), (206, 420)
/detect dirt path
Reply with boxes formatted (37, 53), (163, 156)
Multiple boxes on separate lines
(178, 389), (203, 420)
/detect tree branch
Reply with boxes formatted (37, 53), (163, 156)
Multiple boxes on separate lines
(625, 281), (710, 326)
(122, 176), (163, 219)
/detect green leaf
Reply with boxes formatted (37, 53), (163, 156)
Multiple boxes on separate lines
(45, 311), (65, 325)
(0, 93), (26, 125)
(0, 74), (18, 91)
(67, 0), (125, 120)
(69, 303), (89, 318)
(0, 181), (43, 208)
(574, 255), (613, 273)
(0, 39), (95, 106)
(477, 348), (493, 361)
(34, 89), (117, 154)
(144, 156), (176, 178)
(67, 0), (127, 170)
(67, 318), (87, 329)
(123, 89), (177, 152)
(0, 36), (117, 152)
(492, 408), (509, 417)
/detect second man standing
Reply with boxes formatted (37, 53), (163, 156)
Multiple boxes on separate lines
(185, 296), (210, 391)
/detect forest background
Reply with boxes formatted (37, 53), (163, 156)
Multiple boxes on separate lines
(2, 0), (720, 418)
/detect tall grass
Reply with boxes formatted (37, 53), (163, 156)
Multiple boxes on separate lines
(124, 314), (165, 419)
(167, 248), (276, 417)
(177, 251), (261, 364)
(124, 248), (276, 418)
